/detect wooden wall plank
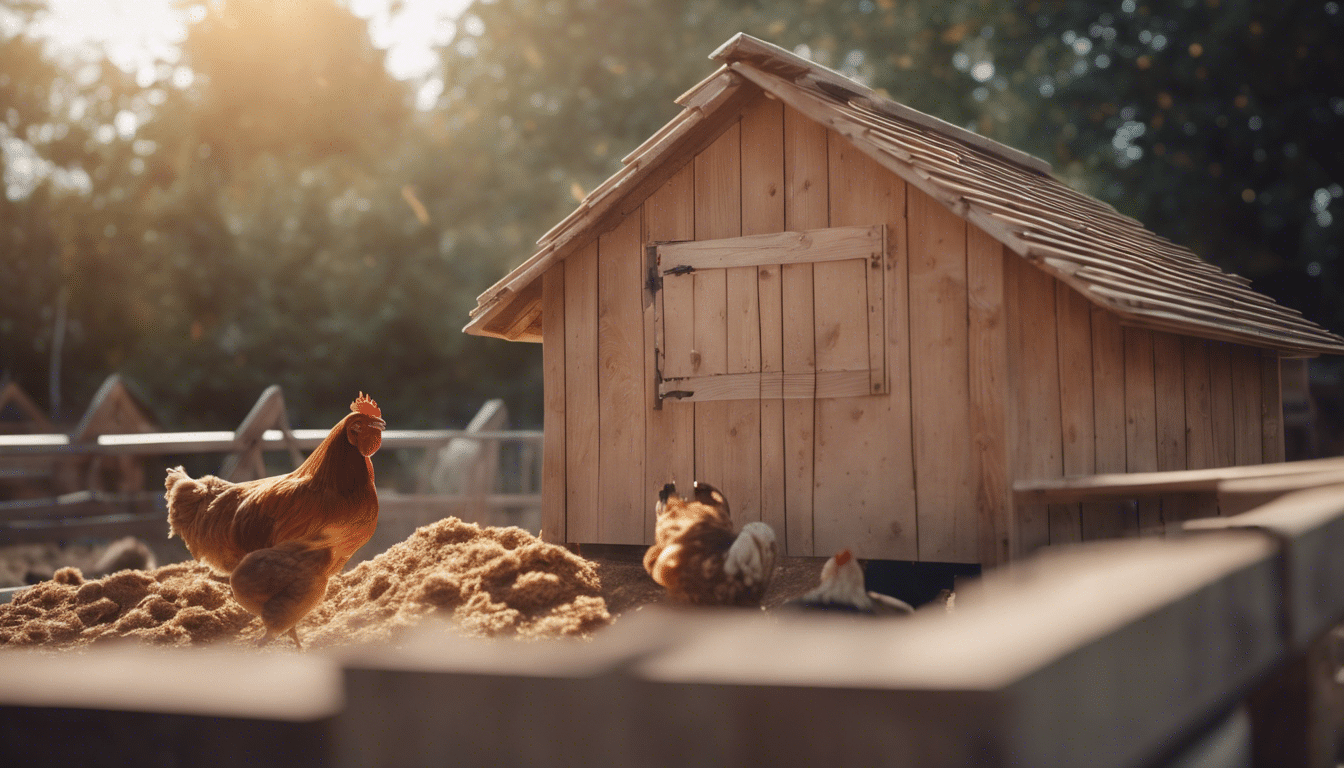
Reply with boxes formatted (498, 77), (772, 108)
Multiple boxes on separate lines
(1153, 332), (1187, 472)
(597, 211), (647, 544)
(1183, 338), (1216, 470)
(563, 241), (600, 542)
(908, 185), (976, 561)
(1154, 331), (1200, 524)
(1231, 345), (1264, 466)
(541, 265), (566, 544)
(1123, 328), (1161, 535)
(693, 121), (759, 525)
(1008, 260), (1069, 550)
(1086, 308), (1136, 539)
(1055, 282), (1095, 546)
(968, 233), (1011, 566)
(781, 105), (826, 556)
(658, 225), (882, 269)
(1261, 350), (1285, 463)
(815, 134), (916, 560)
(644, 164), (696, 542)
(740, 96), (788, 543)
(1208, 342), (1237, 468)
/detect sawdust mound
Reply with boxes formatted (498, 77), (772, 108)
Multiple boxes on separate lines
(0, 517), (610, 650)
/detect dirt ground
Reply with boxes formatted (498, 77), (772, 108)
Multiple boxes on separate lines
(0, 523), (829, 651)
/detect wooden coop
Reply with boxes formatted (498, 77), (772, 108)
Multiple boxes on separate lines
(465, 34), (1344, 566)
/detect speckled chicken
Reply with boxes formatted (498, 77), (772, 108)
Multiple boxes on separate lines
(164, 393), (384, 647)
(642, 481), (777, 607)
(787, 549), (914, 615)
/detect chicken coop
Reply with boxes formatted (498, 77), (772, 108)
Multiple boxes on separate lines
(464, 34), (1344, 566)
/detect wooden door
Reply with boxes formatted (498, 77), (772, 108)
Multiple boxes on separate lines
(652, 225), (888, 402)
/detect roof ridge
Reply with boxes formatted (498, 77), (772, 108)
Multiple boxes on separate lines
(711, 32), (1052, 176)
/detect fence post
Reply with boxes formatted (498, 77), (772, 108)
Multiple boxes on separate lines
(430, 400), (508, 525)
(220, 386), (303, 481)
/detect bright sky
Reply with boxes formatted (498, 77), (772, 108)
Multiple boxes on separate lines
(30, 0), (470, 81)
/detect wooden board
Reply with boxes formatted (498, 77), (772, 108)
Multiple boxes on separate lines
(1208, 342), (1238, 468)
(644, 164), (697, 542)
(541, 265), (566, 544)
(908, 185), (976, 561)
(1086, 307), (1135, 539)
(813, 133), (915, 560)
(658, 225), (883, 270)
(968, 232), (1011, 565)
(1055, 282), (1095, 546)
(1231, 345), (1264, 466)
(1123, 328), (1161, 534)
(597, 212), (647, 543)
(1182, 338), (1216, 471)
(563, 241), (600, 542)
(780, 104), (826, 555)
(1009, 262), (1070, 549)
(1152, 332), (1187, 473)
(1261, 350), (1284, 463)
(693, 121), (759, 525)
(740, 96), (788, 544)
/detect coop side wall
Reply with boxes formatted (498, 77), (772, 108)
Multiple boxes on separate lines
(542, 95), (1033, 566)
(1003, 258), (1286, 553)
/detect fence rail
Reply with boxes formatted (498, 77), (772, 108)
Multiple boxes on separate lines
(0, 382), (544, 548)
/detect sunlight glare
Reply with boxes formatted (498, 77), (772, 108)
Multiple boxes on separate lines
(33, 0), (185, 71)
(350, 0), (473, 80)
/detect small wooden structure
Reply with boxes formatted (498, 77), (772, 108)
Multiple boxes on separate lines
(0, 382), (56, 499)
(56, 374), (158, 494)
(0, 381), (51, 435)
(465, 34), (1344, 565)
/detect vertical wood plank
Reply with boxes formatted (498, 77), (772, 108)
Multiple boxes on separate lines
(541, 265), (566, 544)
(967, 232), (1011, 566)
(597, 211), (646, 544)
(781, 105), (826, 556)
(1153, 332), (1187, 472)
(1007, 261), (1069, 550)
(1123, 328), (1161, 535)
(1231, 345), (1264, 466)
(1086, 307), (1135, 539)
(740, 96), (788, 542)
(1183, 337), (1216, 470)
(908, 186), (975, 561)
(815, 133), (916, 560)
(1055, 282), (1094, 545)
(1154, 331), (1194, 524)
(1208, 342), (1237, 468)
(563, 241), (599, 542)
(693, 121), (759, 525)
(644, 164), (696, 541)
(1261, 350), (1285, 463)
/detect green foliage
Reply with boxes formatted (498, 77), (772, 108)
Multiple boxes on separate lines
(0, 0), (1339, 434)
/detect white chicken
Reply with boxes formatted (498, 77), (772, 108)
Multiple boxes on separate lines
(787, 549), (914, 615)
(642, 481), (778, 607)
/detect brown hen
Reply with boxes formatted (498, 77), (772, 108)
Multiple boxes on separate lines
(642, 481), (777, 607)
(165, 393), (384, 647)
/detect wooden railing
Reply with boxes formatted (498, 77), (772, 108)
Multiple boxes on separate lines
(3, 483), (1343, 767)
(0, 383), (543, 548)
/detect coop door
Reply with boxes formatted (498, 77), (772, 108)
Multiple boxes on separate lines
(652, 224), (886, 402)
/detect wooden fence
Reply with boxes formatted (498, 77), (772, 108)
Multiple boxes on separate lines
(0, 381), (543, 553)
(3, 480), (1344, 767)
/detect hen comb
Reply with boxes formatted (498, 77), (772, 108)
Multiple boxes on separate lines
(351, 392), (382, 418)
(835, 549), (853, 566)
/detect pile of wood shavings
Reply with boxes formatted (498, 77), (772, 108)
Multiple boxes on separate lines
(0, 517), (611, 650)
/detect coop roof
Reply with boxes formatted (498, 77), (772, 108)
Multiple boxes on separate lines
(464, 33), (1344, 357)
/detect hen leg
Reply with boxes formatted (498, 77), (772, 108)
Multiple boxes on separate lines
(229, 540), (334, 649)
